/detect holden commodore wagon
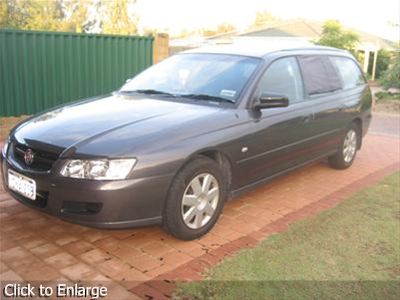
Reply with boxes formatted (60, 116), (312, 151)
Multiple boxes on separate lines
(1, 45), (372, 240)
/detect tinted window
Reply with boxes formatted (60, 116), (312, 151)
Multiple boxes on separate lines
(121, 54), (260, 102)
(330, 56), (365, 89)
(298, 55), (342, 95)
(256, 57), (304, 103)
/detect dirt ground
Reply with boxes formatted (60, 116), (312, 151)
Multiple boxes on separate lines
(373, 100), (400, 115)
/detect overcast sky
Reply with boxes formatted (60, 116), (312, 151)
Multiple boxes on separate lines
(135, 0), (399, 41)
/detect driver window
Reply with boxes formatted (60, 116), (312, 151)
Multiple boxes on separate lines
(256, 57), (304, 104)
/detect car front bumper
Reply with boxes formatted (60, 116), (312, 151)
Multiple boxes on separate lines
(1, 152), (174, 229)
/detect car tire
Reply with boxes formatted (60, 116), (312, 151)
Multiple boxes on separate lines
(328, 123), (360, 170)
(162, 156), (227, 240)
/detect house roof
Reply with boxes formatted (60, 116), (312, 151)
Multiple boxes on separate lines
(205, 20), (395, 50)
(239, 20), (321, 39)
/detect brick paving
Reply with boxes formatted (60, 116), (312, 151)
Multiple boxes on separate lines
(0, 134), (399, 299)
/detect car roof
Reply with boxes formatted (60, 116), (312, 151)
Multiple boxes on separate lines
(182, 44), (349, 59)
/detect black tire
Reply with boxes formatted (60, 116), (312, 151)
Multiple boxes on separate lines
(328, 123), (360, 170)
(162, 156), (227, 240)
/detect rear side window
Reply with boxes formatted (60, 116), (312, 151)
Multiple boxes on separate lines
(330, 56), (365, 89)
(298, 55), (342, 95)
(256, 57), (304, 103)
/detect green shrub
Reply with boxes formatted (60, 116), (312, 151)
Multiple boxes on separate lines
(380, 53), (400, 89)
(368, 49), (391, 79)
(374, 91), (400, 101)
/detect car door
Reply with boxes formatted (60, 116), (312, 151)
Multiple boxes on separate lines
(328, 55), (370, 126)
(297, 55), (350, 157)
(235, 56), (317, 187)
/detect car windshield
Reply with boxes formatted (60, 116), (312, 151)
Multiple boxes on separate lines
(120, 53), (261, 103)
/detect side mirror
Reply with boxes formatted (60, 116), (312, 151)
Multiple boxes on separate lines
(254, 93), (289, 110)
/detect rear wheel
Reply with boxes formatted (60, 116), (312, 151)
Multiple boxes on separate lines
(328, 123), (359, 169)
(162, 156), (226, 240)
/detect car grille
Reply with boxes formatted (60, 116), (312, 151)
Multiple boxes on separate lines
(12, 142), (63, 172)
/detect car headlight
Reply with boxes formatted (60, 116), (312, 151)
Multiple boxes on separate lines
(2, 137), (10, 157)
(60, 159), (137, 180)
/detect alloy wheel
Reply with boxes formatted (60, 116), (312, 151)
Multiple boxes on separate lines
(343, 129), (357, 163)
(181, 173), (220, 229)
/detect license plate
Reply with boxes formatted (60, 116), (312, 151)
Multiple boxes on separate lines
(8, 169), (36, 200)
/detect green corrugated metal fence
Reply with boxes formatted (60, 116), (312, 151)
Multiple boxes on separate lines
(0, 29), (153, 117)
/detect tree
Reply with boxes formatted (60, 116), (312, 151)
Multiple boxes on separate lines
(0, 0), (140, 36)
(251, 10), (278, 29)
(101, 0), (137, 35)
(0, 0), (125, 34)
(314, 20), (359, 52)
(0, 0), (44, 29)
(0, 0), (94, 33)
(215, 22), (236, 34)
(142, 27), (158, 37)
(23, 0), (66, 31)
(61, 0), (91, 33)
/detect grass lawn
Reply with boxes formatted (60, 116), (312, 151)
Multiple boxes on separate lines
(176, 172), (400, 300)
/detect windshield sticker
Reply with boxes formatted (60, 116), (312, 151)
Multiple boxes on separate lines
(220, 89), (236, 98)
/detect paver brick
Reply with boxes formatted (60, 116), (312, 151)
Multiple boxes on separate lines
(30, 243), (63, 258)
(1, 246), (37, 268)
(0, 269), (23, 281)
(122, 254), (163, 272)
(0, 260), (9, 273)
(141, 241), (174, 257)
(130, 282), (170, 300)
(160, 251), (193, 267)
(44, 252), (79, 269)
(54, 235), (80, 246)
(93, 237), (121, 252)
(21, 262), (61, 281)
(146, 279), (176, 297)
(82, 230), (110, 243)
(144, 263), (177, 278)
(63, 240), (95, 255)
(18, 236), (48, 250)
(108, 245), (143, 264)
(60, 262), (97, 281)
(119, 267), (151, 289)
(0, 238), (18, 251)
(79, 248), (112, 265)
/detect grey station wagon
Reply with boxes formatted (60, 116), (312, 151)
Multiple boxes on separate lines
(1, 45), (372, 240)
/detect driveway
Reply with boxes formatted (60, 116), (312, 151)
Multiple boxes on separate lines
(369, 112), (400, 138)
(1, 118), (399, 299)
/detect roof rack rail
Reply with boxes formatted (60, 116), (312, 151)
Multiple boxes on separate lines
(280, 46), (346, 52)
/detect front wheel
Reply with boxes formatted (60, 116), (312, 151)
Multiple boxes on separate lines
(328, 124), (359, 169)
(162, 156), (226, 240)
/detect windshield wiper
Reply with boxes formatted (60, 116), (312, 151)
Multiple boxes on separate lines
(120, 89), (176, 97)
(179, 94), (235, 104)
